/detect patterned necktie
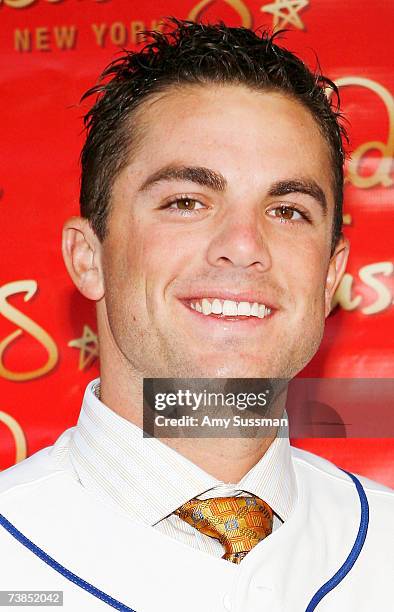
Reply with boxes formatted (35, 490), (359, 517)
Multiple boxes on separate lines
(175, 496), (273, 564)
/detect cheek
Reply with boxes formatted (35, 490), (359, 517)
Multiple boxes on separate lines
(141, 226), (173, 268)
(141, 222), (198, 277)
(137, 223), (198, 318)
(274, 237), (328, 309)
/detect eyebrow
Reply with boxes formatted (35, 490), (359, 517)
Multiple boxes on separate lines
(268, 179), (328, 214)
(138, 164), (327, 213)
(138, 164), (227, 193)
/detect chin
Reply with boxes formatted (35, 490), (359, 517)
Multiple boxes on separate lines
(186, 356), (284, 379)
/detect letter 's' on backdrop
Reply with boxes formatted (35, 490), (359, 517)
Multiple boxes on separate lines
(0, 1), (393, 485)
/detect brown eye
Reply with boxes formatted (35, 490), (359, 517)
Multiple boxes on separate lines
(175, 199), (197, 210)
(268, 206), (303, 222)
(276, 206), (295, 220)
(166, 197), (206, 215)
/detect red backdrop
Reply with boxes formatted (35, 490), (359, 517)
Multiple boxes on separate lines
(1, 0), (393, 485)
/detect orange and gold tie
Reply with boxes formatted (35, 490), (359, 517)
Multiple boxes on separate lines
(175, 496), (273, 564)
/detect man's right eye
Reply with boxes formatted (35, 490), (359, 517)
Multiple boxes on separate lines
(163, 197), (207, 216)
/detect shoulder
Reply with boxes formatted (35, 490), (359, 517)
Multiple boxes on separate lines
(290, 444), (394, 514)
(0, 428), (77, 501)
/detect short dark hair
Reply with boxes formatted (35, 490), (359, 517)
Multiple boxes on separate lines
(80, 17), (348, 251)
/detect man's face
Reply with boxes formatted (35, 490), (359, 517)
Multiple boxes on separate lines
(100, 84), (346, 379)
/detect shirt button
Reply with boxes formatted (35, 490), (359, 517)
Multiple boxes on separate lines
(223, 593), (232, 610)
(251, 576), (274, 593)
(255, 585), (273, 592)
(251, 584), (280, 611)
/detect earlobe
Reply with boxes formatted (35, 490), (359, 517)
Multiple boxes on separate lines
(62, 216), (105, 301)
(325, 234), (350, 317)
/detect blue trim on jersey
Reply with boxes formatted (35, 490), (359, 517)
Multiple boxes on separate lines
(305, 469), (369, 611)
(0, 468), (369, 611)
(0, 512), (136, 612)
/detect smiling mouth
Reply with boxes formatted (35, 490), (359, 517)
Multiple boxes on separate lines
(181, 297), (273, 321)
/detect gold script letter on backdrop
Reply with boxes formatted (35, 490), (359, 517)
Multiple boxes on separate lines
(0, 280), (58, 381)
(332, 261), (393, 314)
(329, 77), (394, 189)
(0, 411), (27, 464)
(188, 0), (253, 27)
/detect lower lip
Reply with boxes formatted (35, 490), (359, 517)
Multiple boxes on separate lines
(179, 300), (274, 328)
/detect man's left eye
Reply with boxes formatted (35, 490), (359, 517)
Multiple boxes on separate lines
(267, 206), (304, 222)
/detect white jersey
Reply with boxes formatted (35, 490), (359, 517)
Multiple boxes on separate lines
(0, 427), (393, 612)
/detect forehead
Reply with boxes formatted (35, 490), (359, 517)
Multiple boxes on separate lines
(129, 83), (333, 200)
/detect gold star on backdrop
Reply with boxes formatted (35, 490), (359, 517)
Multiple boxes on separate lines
(68, 325), (99, 370)
(261, 0), (309, 30)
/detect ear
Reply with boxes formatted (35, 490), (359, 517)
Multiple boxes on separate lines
(325, 234), (350, 317)
(62, 216), (104, 301)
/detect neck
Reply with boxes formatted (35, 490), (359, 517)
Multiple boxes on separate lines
(159, 435), (279, 482)
(99, 365), (288, 482)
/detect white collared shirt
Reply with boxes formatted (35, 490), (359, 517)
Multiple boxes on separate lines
(66, 378), (297, 558)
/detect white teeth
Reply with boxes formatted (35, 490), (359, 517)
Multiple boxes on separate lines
(237, 301), (251, 316)
(190, 297), (272, 318)
(250, 302), (259, 317)
(223, 300), (238, 316)
(211, 298), (222, 314)
(202, 298), (212, 315)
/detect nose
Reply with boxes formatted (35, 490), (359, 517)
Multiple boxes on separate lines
(206, 208), (271, 272)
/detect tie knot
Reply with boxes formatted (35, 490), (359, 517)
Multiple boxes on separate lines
(175, 496), (273, 564)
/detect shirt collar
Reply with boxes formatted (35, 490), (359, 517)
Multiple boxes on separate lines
(69, 378), (297, 526)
